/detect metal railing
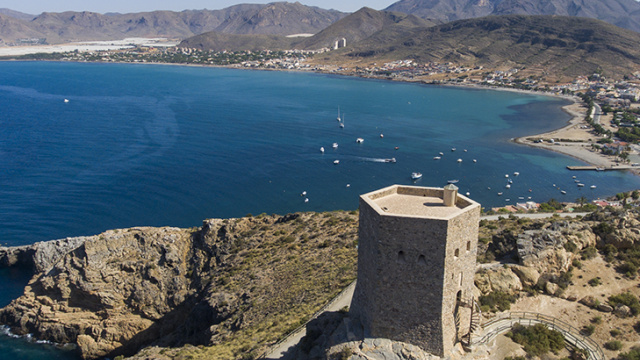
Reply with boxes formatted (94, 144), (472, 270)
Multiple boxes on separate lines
(473, 311), (604, 360)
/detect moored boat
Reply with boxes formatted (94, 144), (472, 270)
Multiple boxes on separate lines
(411, 172), (422, 180)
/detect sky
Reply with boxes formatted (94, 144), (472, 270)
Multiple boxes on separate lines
(2, 1), (396, 15)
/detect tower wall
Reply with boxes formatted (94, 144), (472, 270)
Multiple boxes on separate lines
(350, 185), (480, 356)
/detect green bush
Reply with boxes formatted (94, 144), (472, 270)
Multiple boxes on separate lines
(609, 293), (640, 316)
(581, 324), (595, 336)
(619, 346), (640, 360)
(588, 277), (602, 287)
(479, 291), (517, 312)
(506, 323), (564, 356)
(610, 329), (623, 337)
(604, 340), (623, 351)
(580, 246), (598, 260)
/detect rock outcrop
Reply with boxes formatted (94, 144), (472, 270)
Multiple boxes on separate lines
(0, 212), (359, 360)
(0, 236), (88, 272)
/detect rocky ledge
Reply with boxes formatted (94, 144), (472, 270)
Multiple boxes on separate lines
(0, 212), (359, 359)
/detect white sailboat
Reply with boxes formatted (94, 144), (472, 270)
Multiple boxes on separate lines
(337, 107), (341, 122)
(339, 113), (345, 128)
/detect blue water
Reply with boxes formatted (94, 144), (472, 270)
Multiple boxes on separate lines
(1, 62), (639, 358)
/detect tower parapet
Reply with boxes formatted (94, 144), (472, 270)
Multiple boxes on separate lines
(350, 184), (480, 356)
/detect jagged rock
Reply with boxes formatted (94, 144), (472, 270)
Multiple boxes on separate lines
(475, 267), (522, 295)
(614, 304), (632, 318)
(0, 236), (88, 272)
(511, 265), (540, 288)
(597, 304), (613, 312)
(579, 296), (598, 308)
(545, 282), (559, 296)
(517, 225), (573, 274)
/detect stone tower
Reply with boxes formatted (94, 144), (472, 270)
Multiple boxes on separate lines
(349, 184), (481, 357)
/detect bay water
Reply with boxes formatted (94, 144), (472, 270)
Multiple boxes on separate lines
(1, 61), (639, 358)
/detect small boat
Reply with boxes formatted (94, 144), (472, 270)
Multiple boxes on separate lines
(577, 183), (585, 187)
(505, 198), (511, 202)
(590, 185), (597, 189)
(465, 192), (470, 196)
(572, 176), (577, 179)
(356, 138), (364, 143)
(518, 197), (525, 200)
(320, 147), (325, 153)
(433, 156), (441, 160)
(384, 158), (396, 163)
(505, 174), (509, 178)
(380, 134), (384, 138)
(473, 159), (477, 163)
(411, 172), (422, 180)
(596, 167), (604, 171)
(560, 190), (567, 194)
(304, 198), (309, 203)
(451, 148), (456, 152)
(457, 158), (462, 163)
(447, 179), (459, 184)
(346, 184), (351, 187)
(439, 152), (444, 156)
(508, 179), (513, 184)
(340, 113), (345, 128)
(395, 146), (400, 150)
(301, 191), (307, 196)
(514, 172), (520, 176)
(337, 107), (341, 122)
(463, 149), (468, 152)
(334, 160), (340, 165)
(505, 184), (511, 189)
(63, 98), (69, 103)
(497, 192), (503, 196)
(332, 143), (338, 149)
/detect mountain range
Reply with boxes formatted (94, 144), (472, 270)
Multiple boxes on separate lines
(385, 0), (640, 33)
(0, 2), (346, 44)
(2, 0), (640, 46)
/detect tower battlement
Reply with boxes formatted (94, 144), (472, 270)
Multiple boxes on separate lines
(350, 184), (480, 356)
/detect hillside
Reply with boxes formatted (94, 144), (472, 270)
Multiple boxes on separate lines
(0, 2), (346, 44)
(320, 15), (640, 79)
(178, 31), (296, 52)
(179, 7), (437, 52)
(385, 0), (640, 33)
(294, 7), (436, 51)
(0, 8), (35, 21)
(0, 212), (359, 359)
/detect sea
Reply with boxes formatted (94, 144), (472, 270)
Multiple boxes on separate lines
(1, 61), (639, 358)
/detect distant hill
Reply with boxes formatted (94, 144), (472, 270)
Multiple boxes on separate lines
(179, 7), (436, 52)
(0, 2), (346, 44)
(385, 0), (640, 33)
(0, 8), (35, 21)
(294, 7), (436, 50)
(321, 15), (640, 79)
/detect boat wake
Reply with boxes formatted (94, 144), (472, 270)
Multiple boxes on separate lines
(357, 157), (396, 163)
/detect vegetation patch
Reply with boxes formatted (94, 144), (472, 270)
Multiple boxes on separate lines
(609, 292), (640, 316)
(506, 323), (565, 357)
(479, 291), (517, 312)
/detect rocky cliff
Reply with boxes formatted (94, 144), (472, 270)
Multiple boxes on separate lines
(0, 211), (359, 359)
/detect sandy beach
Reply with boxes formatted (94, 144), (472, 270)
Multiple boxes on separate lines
(512, 94), (639, 171)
